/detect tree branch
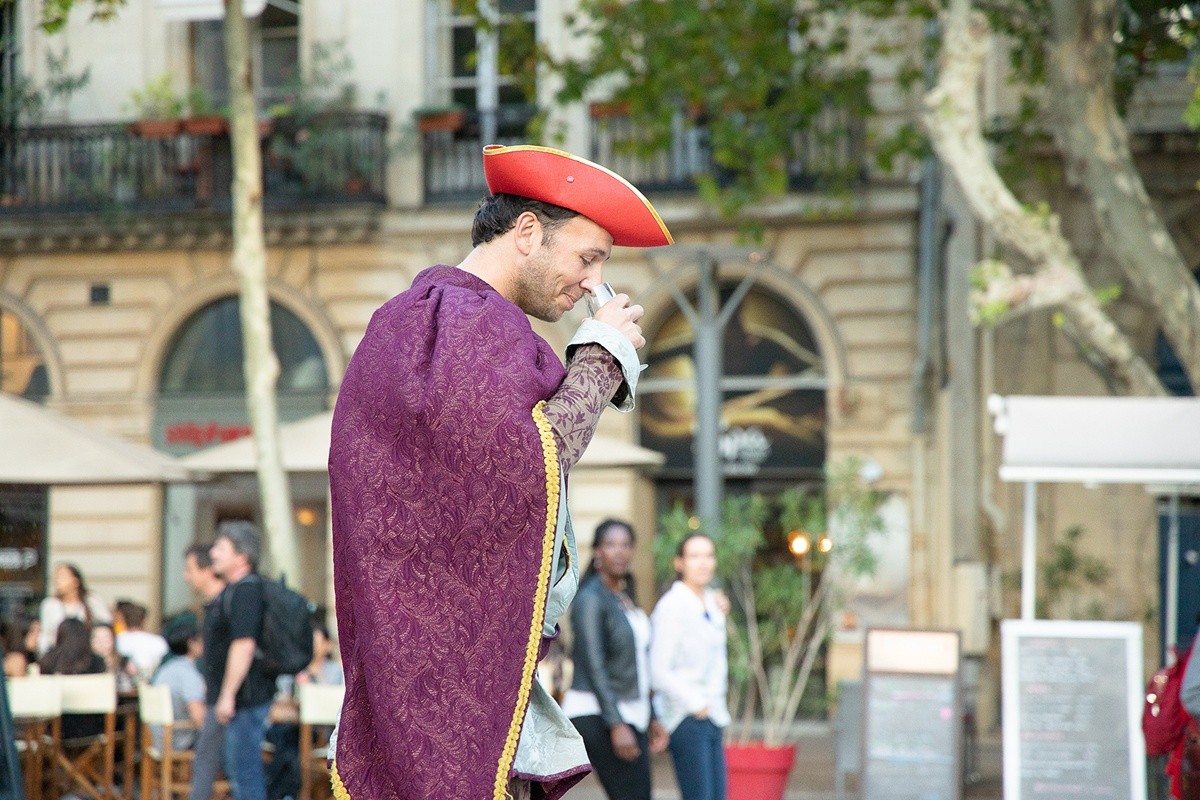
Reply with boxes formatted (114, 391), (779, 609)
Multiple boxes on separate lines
(1046, 0), (1200, 392)
(923, 0), (1166, 396)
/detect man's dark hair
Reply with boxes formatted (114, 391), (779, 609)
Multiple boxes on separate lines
(184, 542), (214, 570)
(471, 193), (578, 247)
(116, 599), (147, 629)
(163, 614), (199, 656)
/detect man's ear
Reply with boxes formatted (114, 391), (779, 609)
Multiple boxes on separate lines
(512, 211), (541, 257)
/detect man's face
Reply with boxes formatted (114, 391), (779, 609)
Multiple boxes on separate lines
(511, 215), (612, 322)
(182, 553), (205, 592)
(209, 536), (238, 579)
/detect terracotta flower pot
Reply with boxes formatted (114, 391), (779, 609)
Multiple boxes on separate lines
(725, 742), (797, 800)
(416, 110), (464, 134)
(181, 115), (228, 136)
(129, 119), (182, 138)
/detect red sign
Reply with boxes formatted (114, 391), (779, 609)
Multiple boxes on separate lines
(165, 421), (252, 448)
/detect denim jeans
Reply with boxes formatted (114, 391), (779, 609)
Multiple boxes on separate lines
(668, 716), (727, 800)
(222, 701), (271, 800)
(190, 710), (226, 800)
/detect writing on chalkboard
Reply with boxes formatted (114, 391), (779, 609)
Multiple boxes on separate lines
(861, 628), (961, 800)
(1001, 619), (1146, 800)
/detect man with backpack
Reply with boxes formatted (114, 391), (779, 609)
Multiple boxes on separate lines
(205, 520), (276, 800)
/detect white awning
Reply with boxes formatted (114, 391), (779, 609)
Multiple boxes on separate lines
(989, 394), (1200, 625)
(0, 394), (191, 484)
(158, 0), (267, 22)
(990, 394), (1200, 486)
(180, 411), (665, 474)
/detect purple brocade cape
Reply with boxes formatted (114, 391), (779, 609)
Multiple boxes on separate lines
(329, 266), (582, 800)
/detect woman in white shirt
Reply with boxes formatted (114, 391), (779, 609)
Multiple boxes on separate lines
(650, 533), (730, 800)
(38, 562), (112, 655)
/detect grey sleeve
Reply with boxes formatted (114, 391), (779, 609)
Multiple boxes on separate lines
(1180, 646), (1200, 720)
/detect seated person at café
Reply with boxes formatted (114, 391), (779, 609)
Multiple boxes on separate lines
(1, 616), (37, 677)
(91, 622), (137, 694)
(150, 614), (207, 751)
(115, 600), (169, 679)
(40, 617), (106, 739)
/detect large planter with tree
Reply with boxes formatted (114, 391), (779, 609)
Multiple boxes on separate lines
(656, 459), (884, 800)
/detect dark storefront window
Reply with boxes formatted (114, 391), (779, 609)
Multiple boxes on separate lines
(0, 484), (47, 621)
(639, 283), (827, 481)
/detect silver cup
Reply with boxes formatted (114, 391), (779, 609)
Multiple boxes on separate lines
(585, 282), (616, 316)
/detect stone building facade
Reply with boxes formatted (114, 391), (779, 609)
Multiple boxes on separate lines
(1, 0), (1194, 729)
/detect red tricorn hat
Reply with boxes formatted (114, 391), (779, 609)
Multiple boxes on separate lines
(482, 143), (673, 248)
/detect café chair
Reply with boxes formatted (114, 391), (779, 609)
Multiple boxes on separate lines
(8, 674), (63, 800)
(137, 683), (231, 800)
(138, 683), (193, 800)
(53, 672), (120, 800)
(297, 683), (344, 800)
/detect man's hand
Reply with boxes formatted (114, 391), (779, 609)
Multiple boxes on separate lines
(648, 719), (670, 754)
(215, 693), (236, 725)
(610, 722), (642, 761)
(592, 294), (646, 350)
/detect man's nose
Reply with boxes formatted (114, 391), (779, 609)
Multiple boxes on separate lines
(581, 272), (604, 293)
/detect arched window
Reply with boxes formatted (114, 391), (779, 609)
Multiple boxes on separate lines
(154, 296), (329, 454)
(639, 282), (826, 481)
(1, 307), (50, 401)
(159, 296), (328, 395)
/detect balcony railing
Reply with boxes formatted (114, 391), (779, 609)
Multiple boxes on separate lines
(421, 105), (536, 204)
(588, 103), (867, 193)
(0, 111), (388, 216)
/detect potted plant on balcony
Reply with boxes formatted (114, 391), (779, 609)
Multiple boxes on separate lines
(127, 73), (184, 138)
(413, 104), (465, 134)
(654, 458), (884, 800)
(181, 86), (228, 136)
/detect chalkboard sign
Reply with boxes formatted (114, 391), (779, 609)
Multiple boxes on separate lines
(1001, 619), (1146, 800)
(861, 628), (962, 800)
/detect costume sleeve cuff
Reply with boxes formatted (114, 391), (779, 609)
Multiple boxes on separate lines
(566, 319), (640, 412)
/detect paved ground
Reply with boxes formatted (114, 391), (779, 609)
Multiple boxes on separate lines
(565, 724), (1005, 800)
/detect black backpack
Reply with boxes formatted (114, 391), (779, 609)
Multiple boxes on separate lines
(225, 573), (314, 677)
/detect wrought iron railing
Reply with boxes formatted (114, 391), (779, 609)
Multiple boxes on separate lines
(588, 103), (867, 193)
(0, 111), (388, 216)
(421, 105), (536, 204)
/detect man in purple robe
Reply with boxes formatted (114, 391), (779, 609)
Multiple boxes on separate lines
(328, 144), (673, 800)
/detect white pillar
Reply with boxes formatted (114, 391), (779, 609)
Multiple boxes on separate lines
(1021, 481), (1037, 621)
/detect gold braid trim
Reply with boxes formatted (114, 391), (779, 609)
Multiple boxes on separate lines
(330, 762), (349, 800)
(492, 401), (560, 800)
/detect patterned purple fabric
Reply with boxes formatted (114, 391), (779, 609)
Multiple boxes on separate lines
(329, 265), (578, 800)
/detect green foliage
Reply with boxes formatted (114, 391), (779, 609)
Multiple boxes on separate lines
(267, 42), (378, 191)
(1093, 284), (1123, 305)
(33, 0), (124, 33)
(969, 259), (1015, 326)
(655, 458), (884, 745)
(1003, 524), (1112, 620)
(0, 47), (90, 126)
(542, 0), (877, 223)
(267, 41), (358, 120)
(127, 73), (184, 120)
(186, 86), (217, 117)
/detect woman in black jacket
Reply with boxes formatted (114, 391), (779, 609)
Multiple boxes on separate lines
(563, 519), (668, 800)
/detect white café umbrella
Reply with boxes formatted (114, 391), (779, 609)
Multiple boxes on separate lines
(0, 393), (191, 484)
(180, 410), (665, 474)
